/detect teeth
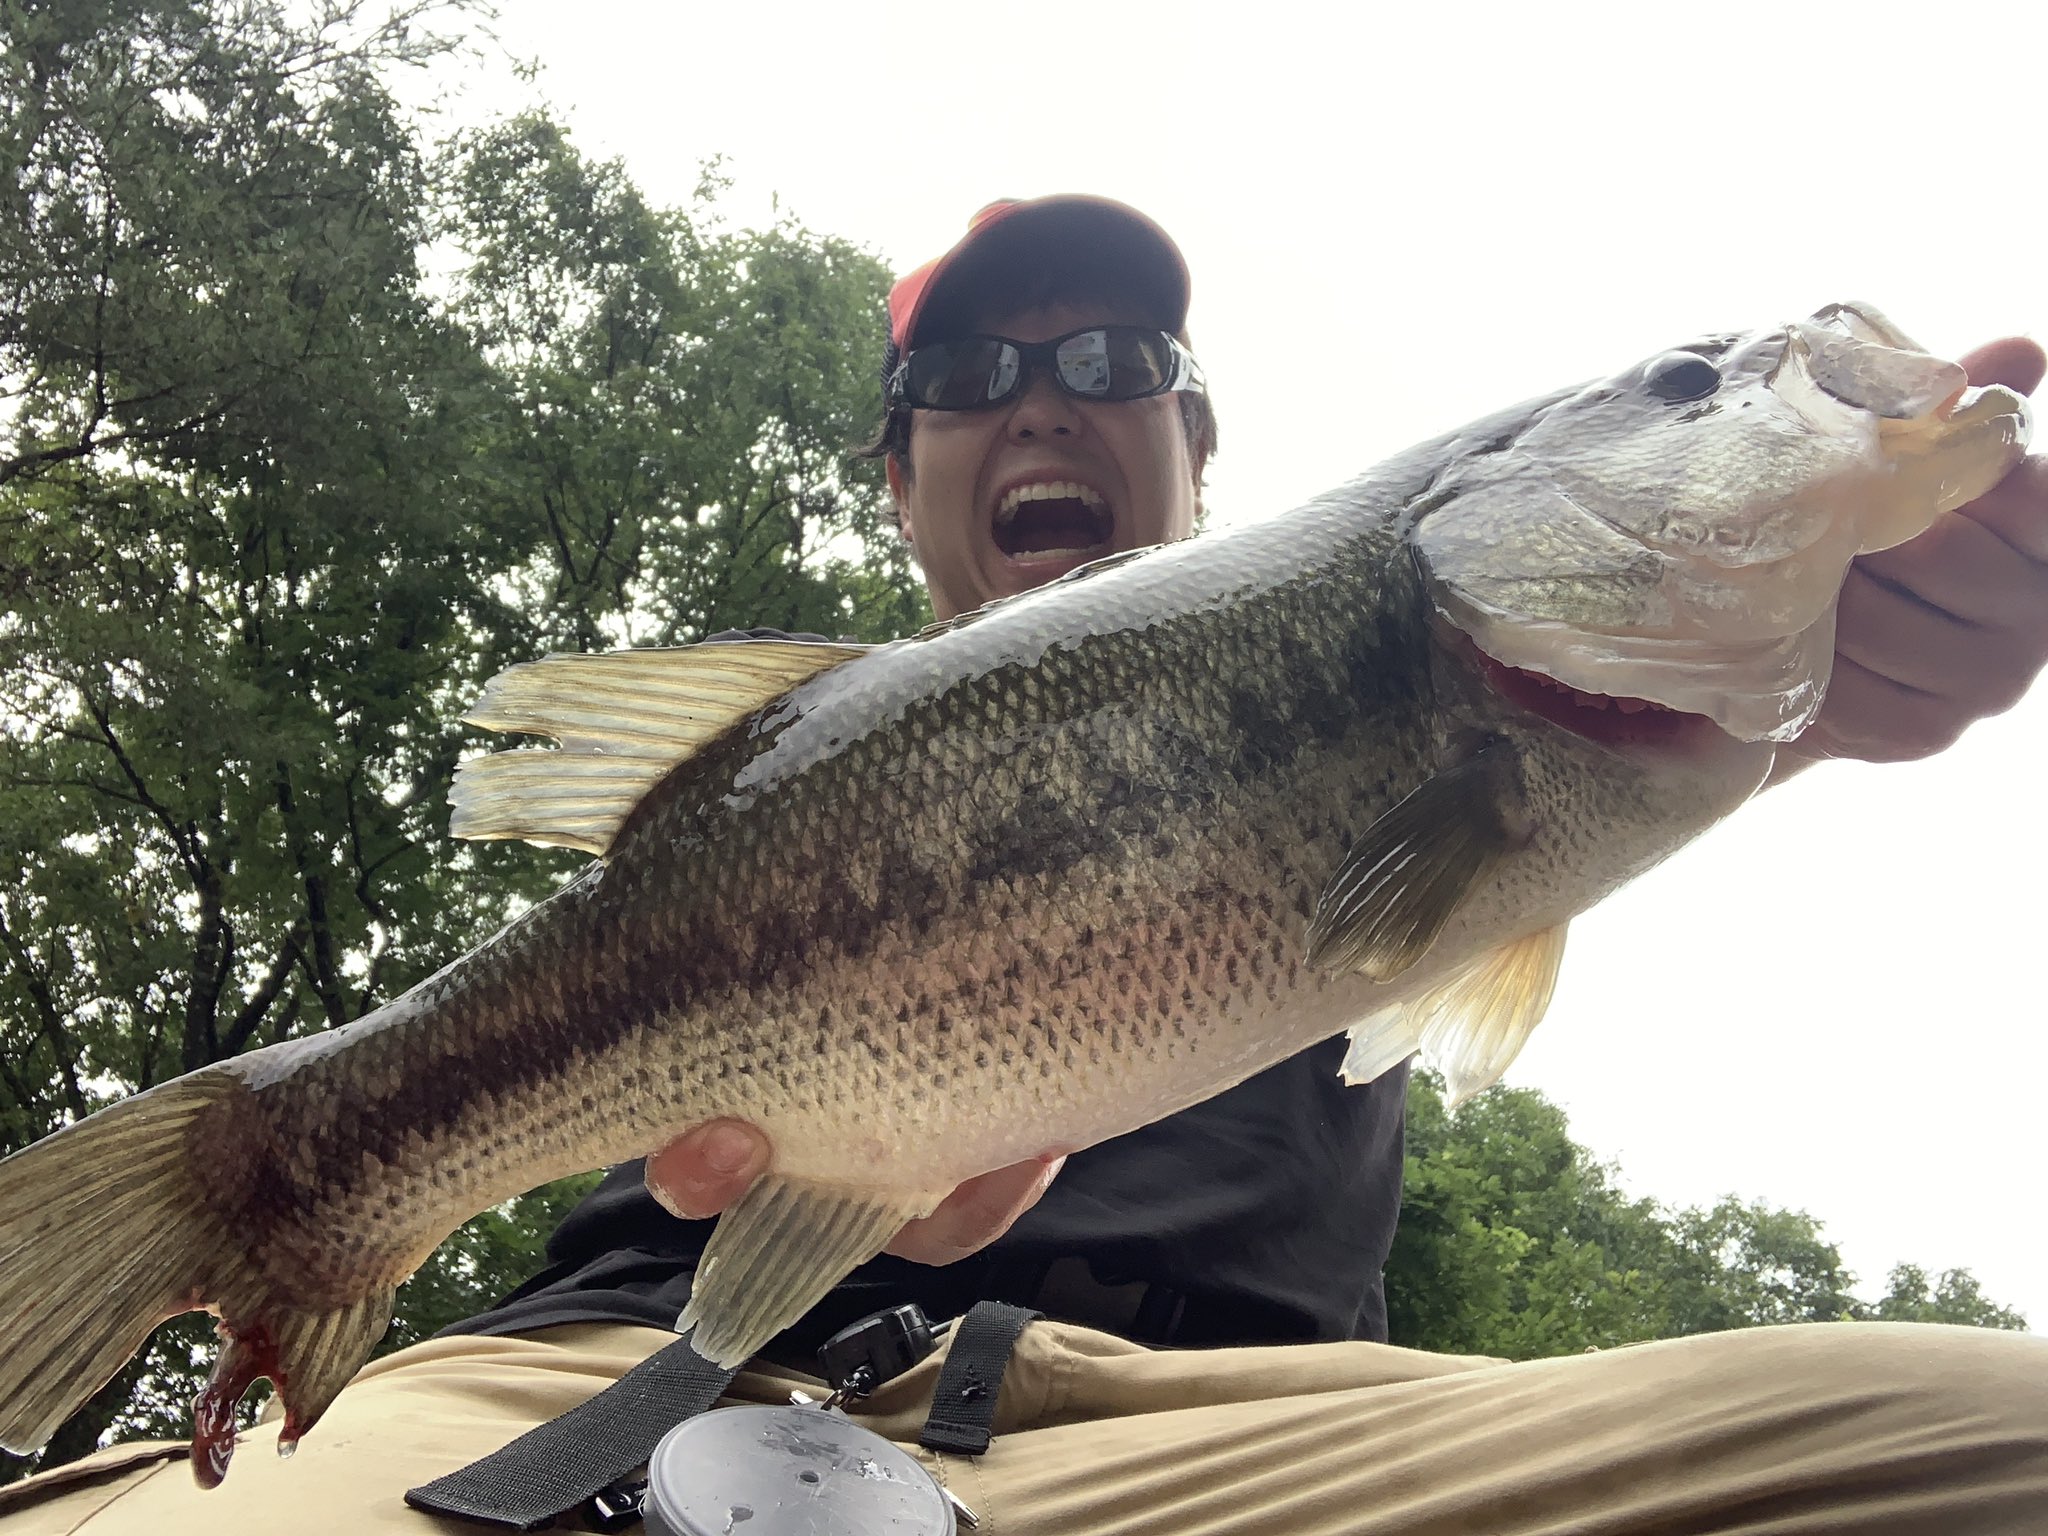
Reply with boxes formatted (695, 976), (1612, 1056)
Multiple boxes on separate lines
(1529, 670), (1661, 715)
(996, 480), (1107, 525)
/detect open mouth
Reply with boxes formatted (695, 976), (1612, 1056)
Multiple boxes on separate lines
(994, 480), (1115, 563)
(1476, 652), (1702, 747)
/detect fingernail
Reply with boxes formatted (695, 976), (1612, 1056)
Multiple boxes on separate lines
(701, 1123), (757, 1176)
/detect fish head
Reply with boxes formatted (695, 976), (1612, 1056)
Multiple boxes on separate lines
(1414, 303), (2031, 742)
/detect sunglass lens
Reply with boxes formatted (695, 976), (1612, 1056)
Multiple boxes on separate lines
(1103, 328), (1173, 397)
(1055, 328), (1174, 400)
(1055, 330), (1114, 397)
(906, 337), (1020, 408)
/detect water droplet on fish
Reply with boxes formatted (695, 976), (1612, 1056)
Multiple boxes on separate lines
(276, 1440), (296, 1460)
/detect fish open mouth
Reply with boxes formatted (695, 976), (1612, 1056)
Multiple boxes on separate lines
(995, 481), (1115, 562)
(1415, 302), (2031, 747)
(1476, 651), (1703, 747)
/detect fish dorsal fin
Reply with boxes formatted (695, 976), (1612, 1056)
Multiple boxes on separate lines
(450, 641), (867, 855)
(1306, 743), (1526, 981)
(1337, 923), (1569, 1105)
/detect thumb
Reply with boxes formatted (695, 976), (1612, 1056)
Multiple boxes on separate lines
(1956, 336), (2045, 396)
(645, 1118), (772, 1220)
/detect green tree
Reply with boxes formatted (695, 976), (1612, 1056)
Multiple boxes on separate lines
(1387, 1073), (2027, 1360)
(1660, 1197), (1859, 1335)
(441, 114), (925, 653)
(1866, 1263), (2029, 1330)
(0, 0), (918, 1478)
(1389, 1073), (1675, 1357)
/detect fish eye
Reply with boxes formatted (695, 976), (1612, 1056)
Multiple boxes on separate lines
(1644, 353), (1722, 403)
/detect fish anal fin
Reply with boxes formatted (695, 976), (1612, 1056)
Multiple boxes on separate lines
(452, 641), (867, 856)
(1338, 923), (1570, 1104)
(680, 1175), (940, 1369)
(1307, 743), (1527, 981)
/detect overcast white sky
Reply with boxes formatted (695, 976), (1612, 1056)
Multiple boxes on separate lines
(455, 1), (2047, 1325)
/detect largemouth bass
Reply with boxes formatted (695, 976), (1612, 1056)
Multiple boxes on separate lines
(0, 305), (2028, 1485)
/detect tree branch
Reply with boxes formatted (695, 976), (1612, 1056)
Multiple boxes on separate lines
(275, 760), (350, 1027)
(222, 924), (306, 1056)
(72, 694), (204, 882)
(0, 908), (89, 1120)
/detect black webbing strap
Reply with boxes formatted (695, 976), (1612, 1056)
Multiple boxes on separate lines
(917, 1301), (1041, 1456)
(403, 1336), (740, 1530)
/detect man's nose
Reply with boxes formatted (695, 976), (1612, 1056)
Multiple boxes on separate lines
(1005, 368), (1086, 440)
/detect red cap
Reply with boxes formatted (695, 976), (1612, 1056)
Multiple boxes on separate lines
(886, 195), (1192, 354)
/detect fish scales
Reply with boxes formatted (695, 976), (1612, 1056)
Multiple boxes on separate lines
(0, 305), (2029, 1479)
(232, 488), (1441, 1251)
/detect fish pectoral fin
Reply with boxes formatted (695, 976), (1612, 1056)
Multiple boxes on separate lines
(1306, 743), (1526, 981)
(451, 641), (869, 855)
(679, 1176), (941, 1369)
(1338, 923), (1569, 1104)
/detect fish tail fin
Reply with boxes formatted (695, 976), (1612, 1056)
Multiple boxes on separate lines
(189, 1285), (395, 1486)
(0, 1074), (244, 1457)
(0, 1071), (395, 1485)
(679, 1175), (940, 1368)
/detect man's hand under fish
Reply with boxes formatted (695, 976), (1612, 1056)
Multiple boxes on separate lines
(647, 332), (2048, 1265)
(649, 1120), (1063, 1265)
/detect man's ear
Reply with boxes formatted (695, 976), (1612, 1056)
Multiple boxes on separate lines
(887, 455), (913, 543)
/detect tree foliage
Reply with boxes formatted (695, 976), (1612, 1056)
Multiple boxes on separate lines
(0, 0), (918, 1476)
(1386, 1073), (2028, 1358)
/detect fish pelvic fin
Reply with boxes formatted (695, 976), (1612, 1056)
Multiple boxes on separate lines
(678, 1176), (941, 1369)
(452, 640), (868, 855)
(1339, 923), (1570, 1105)
(0, 1070), (398, 1486)
(1307, 743), (1527, 981)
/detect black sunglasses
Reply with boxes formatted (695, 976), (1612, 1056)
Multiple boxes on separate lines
(888, 325), (1206, 412)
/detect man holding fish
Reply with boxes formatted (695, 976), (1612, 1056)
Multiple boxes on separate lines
(1, 196), (2043, 1531)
